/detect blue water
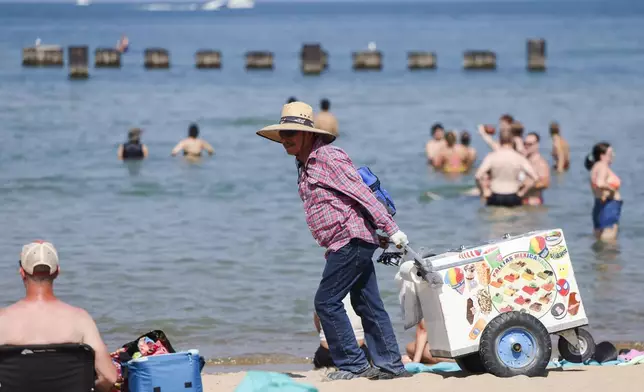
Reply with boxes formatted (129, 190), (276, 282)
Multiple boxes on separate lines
(1, 1), (644, 365)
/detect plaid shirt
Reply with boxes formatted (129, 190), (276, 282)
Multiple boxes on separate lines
(297, 138), (399, 255)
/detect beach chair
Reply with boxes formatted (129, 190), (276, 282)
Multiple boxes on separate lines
(0, 343), (95, 392)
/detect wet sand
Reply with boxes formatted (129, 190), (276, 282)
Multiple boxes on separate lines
(203, 365), (643, 392)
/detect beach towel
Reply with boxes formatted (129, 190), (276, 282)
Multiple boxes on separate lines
(234, 371), (318, 392)
(404, 358), (634, 374)
(395, 271), (422, 330)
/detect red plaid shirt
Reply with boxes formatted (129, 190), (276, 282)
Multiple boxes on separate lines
(297, 138), (399, 255)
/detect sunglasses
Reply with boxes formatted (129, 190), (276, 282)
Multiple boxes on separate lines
(279, 130), (298, 139)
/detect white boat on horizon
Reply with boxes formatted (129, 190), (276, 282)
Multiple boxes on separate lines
(201, 0), (225, 10)
(76, 0), (90, 6)
(227, 0), (254, 9)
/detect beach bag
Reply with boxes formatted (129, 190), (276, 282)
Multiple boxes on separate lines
(358, 166), (396, 216)
(124, 351), (203, 392)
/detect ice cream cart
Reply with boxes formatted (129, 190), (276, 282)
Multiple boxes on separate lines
(384, 229), (596, 377)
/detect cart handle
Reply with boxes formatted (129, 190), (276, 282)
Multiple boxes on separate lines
(375, 243), (433, 281)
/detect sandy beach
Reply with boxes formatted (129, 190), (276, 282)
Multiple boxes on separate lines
(202, 365), (643, 392)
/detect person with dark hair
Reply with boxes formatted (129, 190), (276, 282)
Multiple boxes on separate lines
(434, 131), (468, 174)
(287, 96), (297, 103)
(460, 131), (477, 170)
(426, 123), (445, 165)
(0, 241), (118, 392)
(550, 122), (570, 172)
(499, 114), (514, 132)
(522, 132), (550, 206)
(585, 142), (622, 241)
(477, 115), (525, 154)
(117, 128), (148, 160)
(171, 123), (214, 158)
(314, 98), (338, 136)
(475, 129), (538, 207)
(510, 122), (526, 155)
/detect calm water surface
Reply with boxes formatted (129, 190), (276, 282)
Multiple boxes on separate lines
(1, 1), (643, 363)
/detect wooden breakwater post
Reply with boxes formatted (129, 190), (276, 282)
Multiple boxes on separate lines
(463, 50), (496, 70)
(195, 50), (222, 69)
(352, 51), (382, 71)
(301, 44), (326, 75)
(68, 46), (89, 79)
(22, 46), (64, 67)
(527, 39), (546, 71)
(95, 48), (121, 68)
(245, 51), (273, 70)
(144, 48), (170, 69)
(408, 51), (437, 70)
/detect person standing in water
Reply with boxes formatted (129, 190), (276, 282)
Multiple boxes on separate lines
(475, 129), (538, 207)
(522, 132), (550, 206)
(434, 131), (469, 174)
(314, 98), (338, 136)
(585, 142), (622, 241)
(117, 128), (148, 160)
(426, 123), (446, 166)
(171, 123), (214, 158)
(550, 122), (570, 172)
(460, 131), (477, 170)
(116, 35), (129, 53)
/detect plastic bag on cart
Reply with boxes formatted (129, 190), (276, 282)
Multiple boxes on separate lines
(395, 272), (422, 330)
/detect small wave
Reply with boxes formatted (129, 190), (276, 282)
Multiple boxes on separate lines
(140, 3), (200, 12)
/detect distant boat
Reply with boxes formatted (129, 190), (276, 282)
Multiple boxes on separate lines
(201, 0), (225, 10)
(227, 0), (254, 9)
(76, 0), (90, 6)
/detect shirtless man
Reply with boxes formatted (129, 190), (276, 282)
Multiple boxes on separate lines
(475, 129), (538, 207)
(426, 123), (445, 166)
(460, 131), (477, 170)
(0, 241), (117, 392)
(314, 98), (339, 136)
(523, 132), (551, 206)
(550, 122), (570, 172)
(171, 123), (214, 158)
(478, 115), (525, 154)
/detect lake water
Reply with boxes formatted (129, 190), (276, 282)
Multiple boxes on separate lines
(1, 0), (643, 365)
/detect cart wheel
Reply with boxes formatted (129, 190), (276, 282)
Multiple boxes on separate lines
(558, 328), (595, 363)
(455, 352), (486, 374)
(480, 311), (551, 377)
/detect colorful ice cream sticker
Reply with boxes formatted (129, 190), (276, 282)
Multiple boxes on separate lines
(444, 267), (465, 294)
(529, 236), (549, 259)
(483, 246), (503, 269)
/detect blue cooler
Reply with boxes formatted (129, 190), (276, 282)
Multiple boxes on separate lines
(125, 350), (203, 392)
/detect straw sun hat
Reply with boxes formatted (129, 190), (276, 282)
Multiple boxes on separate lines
(256, 102), (337, 143)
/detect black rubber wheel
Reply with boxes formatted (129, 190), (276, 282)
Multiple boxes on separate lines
(455, 352), (486, 374)
(479, 311), (551, 377)
(558, 328), (596, 363)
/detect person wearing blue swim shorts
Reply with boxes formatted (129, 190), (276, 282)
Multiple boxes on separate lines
(585, 142), (622, 241)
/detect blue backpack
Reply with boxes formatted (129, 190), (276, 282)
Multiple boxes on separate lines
(358, 166), (396, 217)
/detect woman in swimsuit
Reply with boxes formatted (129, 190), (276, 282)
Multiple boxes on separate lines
(585, 142), (622, 241)
(434, 131), (468, 174)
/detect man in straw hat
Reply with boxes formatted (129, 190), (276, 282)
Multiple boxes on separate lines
(0, 241), (118, 391)
(257, 102), (411, 380)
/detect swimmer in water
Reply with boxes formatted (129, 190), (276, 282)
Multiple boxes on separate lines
(171, 123), (214, 158)
(117, 128), (148, 160)
(475, 129), (538, 207)
(434, 131), (468, 174)
(550, 122), (570, 172)
(426, 123), (446, 167)
(522, 132), (550, 206)
(585, 142), (622, 241)
(116, 35), (129, 53)
(460, 131), (477, 170)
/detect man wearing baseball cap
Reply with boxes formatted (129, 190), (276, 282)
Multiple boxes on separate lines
(0, 241), (117, 392)
(257, 102), (410, 380)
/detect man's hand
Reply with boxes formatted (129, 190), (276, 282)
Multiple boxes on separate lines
(390, 230), (409, 248)
(378, 235), (389, 249)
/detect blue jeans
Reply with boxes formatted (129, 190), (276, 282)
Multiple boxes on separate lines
(314, 239), (405, 374)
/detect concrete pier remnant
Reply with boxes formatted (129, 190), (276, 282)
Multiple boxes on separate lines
(463, 50), (496, 70)
(300, 43), (327, 75)
(22, 46), (64, 67)
(245, 51), (273, 70)
(144, 48), (170, 69)
(527, 39), (546, 71)
(68, 46), (89, 79)
(95, 48), (121, 68)
(408, 51), (437, 70)
(195, 50), (222, 69)
(352, 51), (382, 70)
